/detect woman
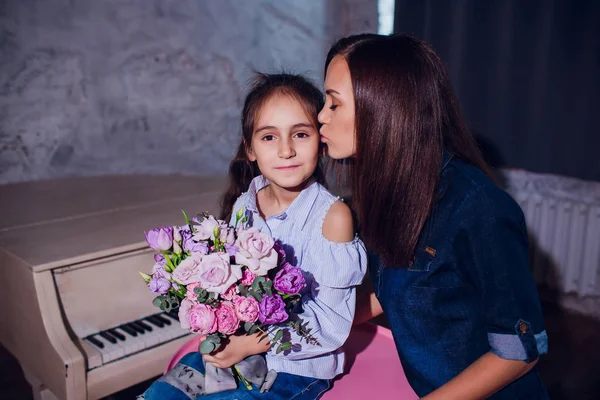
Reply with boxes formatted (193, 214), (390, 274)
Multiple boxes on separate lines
(318, 34), (549, 399)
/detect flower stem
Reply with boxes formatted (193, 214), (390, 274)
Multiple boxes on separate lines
(233, 364), (253, 391)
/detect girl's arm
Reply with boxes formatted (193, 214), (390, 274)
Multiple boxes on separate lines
(206, 201), (367, 368)
(353, 276), (383, 326)
(203, 332), (271, 369)
(422, 352), (537, 400)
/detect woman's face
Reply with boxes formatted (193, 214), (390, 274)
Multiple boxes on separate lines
(318, 55), (356, 159)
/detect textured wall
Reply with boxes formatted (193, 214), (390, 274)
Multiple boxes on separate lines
(0, 0), (377, 184)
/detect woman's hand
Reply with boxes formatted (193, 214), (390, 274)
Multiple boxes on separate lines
(203, 332), (271, 369)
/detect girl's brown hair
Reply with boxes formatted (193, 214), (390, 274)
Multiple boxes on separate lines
(220, 73), (326, 221)
(326, 34), (492, 267)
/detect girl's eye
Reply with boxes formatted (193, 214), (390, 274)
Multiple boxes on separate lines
(295, 132), (309, 139)
(329, 104), (338, 110)
(261, 135), (276, 141)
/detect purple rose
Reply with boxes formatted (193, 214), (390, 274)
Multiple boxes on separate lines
(182, 230), (209, 254)
(258, 294), (288, 324)
(145, 227), (173, 251)
(149, 274), (171, 294)
(224, 243), (238, 257)
(273, 242), (287, 262)
(152, 262), (171, 280)
(154, 254), (166, 264)
(273, 263), (306, 294)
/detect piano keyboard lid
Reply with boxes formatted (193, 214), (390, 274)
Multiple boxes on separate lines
(0, 175), (227, 272)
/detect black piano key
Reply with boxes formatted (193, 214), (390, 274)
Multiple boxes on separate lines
(166, 311), (179, 321)
(134, 320), (153, 332)
(99, 331), (117, 344)
(87, 335), (104, 349)
(145, 315), (164, 328)
(120, 324), (138, 336)
(155, 314), (171, 325)
(108, 328), (126, 341)
(129, 321), (147, 334)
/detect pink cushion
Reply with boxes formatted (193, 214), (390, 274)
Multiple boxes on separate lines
(165, 323), (417, 399)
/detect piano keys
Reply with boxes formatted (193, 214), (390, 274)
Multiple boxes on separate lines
(0, 175), (227, 400)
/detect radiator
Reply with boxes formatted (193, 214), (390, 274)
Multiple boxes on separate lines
(503, 169), (600, 302)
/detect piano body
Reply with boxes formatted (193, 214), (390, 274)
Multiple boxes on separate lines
(0, 175), (227, 399)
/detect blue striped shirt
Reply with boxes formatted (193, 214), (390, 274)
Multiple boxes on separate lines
(230, 176), (368, 379)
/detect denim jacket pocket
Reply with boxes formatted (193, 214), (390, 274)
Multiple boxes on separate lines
(408, 247), (436, 272)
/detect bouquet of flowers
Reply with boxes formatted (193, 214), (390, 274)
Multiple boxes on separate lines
(140, 208), (319, 366)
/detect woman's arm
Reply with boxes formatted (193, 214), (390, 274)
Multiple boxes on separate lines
(422, 352), (537, 400)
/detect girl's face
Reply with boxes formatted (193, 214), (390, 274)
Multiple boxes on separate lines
(248, 94), (320, 191)
(318, 55), (356, 159)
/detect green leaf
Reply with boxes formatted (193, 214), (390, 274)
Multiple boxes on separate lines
(250, 290), (263, 302)
(275, 345), (283, 354)
(152, 296), (165, 309)
(181, 209), (190, 225)
(238, 284), (249, 296)
(273, 329), (284, 344)
(280, 341), (292, 351)
(199, 340), (217, 354)
(264, 280), (273, 296)
(248, 324), (259, 335)
(252, 276), (266, 293)
(244, 322), (254, 332)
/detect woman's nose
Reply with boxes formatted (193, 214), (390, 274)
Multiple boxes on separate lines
(318, 106), (329, 125)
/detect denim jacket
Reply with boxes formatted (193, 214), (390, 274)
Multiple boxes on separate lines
(370, 153), (549, 399)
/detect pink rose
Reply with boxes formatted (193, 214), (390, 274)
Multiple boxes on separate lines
(192, 216), (219, 241)
(218, 220), (236, 244)
(240, 268), (258, 286)
(221, 284), (238, 301)
(171, 253), (203, 285)
(178, 298), (217, 334)
(198, 252), (242, 294)
(235, 227), (278, 276)
(215, 301), (240, 335)
(233, 295), (260, 323)
(185, 282), (203, 302)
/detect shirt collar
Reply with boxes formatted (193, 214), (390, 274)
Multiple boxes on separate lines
(245, 175), (320, 227)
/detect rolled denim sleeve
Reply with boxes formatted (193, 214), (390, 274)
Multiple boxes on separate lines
(455, 187), (548, 363)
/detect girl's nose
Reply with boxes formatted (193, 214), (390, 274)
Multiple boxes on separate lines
(278, 140), (296, 159)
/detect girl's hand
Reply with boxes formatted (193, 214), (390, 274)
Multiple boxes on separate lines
(203, 332), (271, 369)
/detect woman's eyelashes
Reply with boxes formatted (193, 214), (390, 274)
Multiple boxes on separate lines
(329, 104), (338, 111)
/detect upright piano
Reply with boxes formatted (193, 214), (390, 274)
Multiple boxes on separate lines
(0, 175), (227, 399)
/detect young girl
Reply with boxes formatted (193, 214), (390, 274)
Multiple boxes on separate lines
(140, 73), (367, 399)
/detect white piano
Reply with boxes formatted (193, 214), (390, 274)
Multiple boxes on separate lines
(0, 175), (227, 400)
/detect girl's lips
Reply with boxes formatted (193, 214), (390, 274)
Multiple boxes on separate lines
(276, 165), (300, 170)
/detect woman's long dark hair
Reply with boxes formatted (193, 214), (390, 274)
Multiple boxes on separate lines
(219, 73), (326, 221)
(325, 34), (492, 267)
